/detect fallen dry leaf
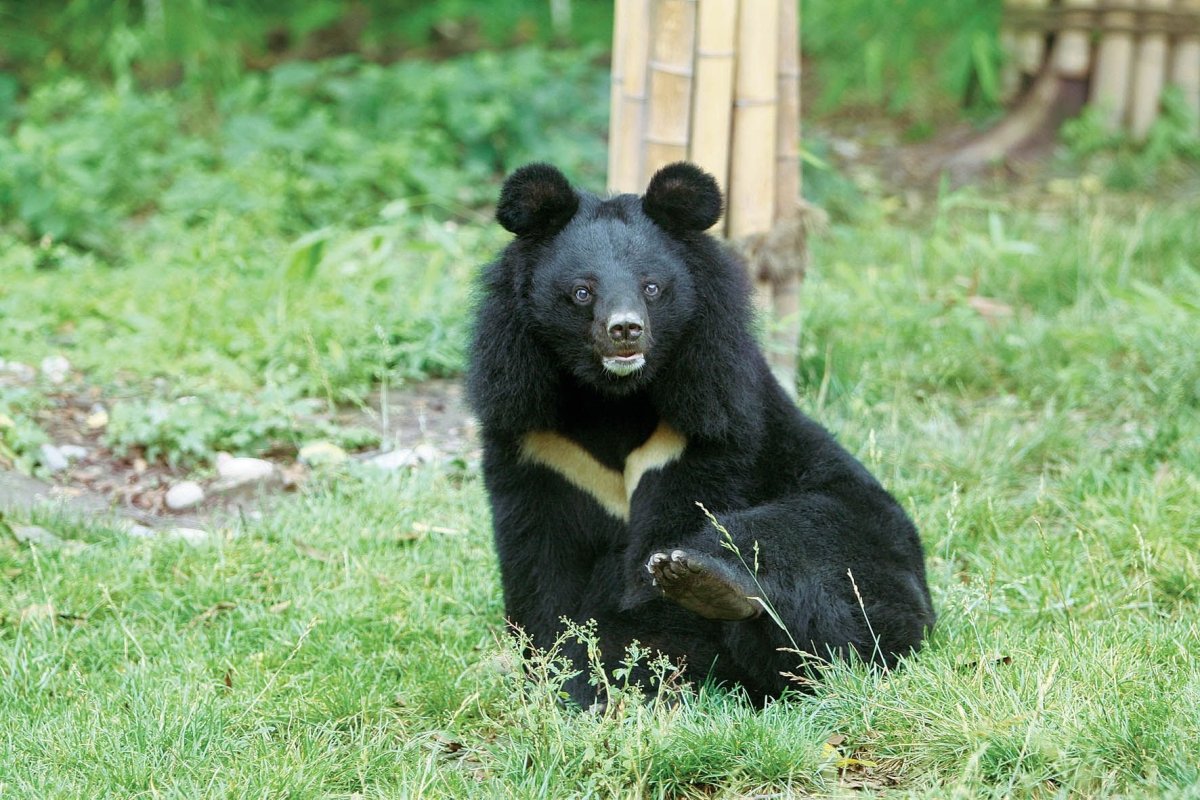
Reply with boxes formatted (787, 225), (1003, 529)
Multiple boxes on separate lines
(967, 295), (1015, 324)
(19, 603), (56, 622)
(186, 601), (237, 629)
(412, 522), (462, 536)
(295, 542), (338, 563)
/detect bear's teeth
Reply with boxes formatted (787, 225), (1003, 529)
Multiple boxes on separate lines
(602, 354), (646, 376)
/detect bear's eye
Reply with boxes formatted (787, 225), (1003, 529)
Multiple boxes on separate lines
(643, 282), (660, 298)
(572, 286), (593, 304)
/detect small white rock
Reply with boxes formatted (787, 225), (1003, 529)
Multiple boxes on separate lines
(124, 523), (157, 539)
(0, 360), (36, 382)
(85, 405), (109, 429)
(368, 448), (418, 470)
(298, 441), (348, 465)
(367, 443), (440, 471)
(39, 443), (69, 473)
(12, 524), (64, 547)
(215, 453), (276, 481)
(10, 524), (83, 552)
(57, 444), (89, 462)
(40, 355), (71, 384)
(413, 443), (440, 464)
(165, 481), (205, 510)
(166, 527), (210, 546)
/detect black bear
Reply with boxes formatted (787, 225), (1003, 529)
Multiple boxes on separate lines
(468, 162), (934, 707)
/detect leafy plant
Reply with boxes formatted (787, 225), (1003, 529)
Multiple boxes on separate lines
(0, 48), (608, 250)
(0, 387), (50, 474)
(104, 388), (379, 468)
(1061, 86), (1200, 190)
(802, 0), (1003, 115)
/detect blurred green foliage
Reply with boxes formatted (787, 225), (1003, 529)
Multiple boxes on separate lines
(0, 48), (608, 250)
(801, 0), (1004, 116)
(0, 0), (613, 88)
(0, 387), (49, 473)
(1062, 86), (1200, 190)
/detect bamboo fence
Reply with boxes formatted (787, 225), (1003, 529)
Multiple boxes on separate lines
(608, 0), (808, 392)
(1001, 0), (1200, 137)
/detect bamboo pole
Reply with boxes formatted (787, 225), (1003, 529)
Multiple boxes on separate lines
(607, 0), (631, 192)
(999, 12), (1023, 100)
(688, 0), (738, 202)
(1130, 0), (1172, 140)
(642, 0), (697, 184)
(727, 0), (779, 240)
(768, 0), (803, 393)
(611, 0), (652, 194)
(1017, 0), (1051, 76)
(1092, 0), (1137, 130)
(1170, 0), (1200, 132)
(728, 0), (780, 320)
(1054, 0), (1097, 78)
(775, 0), (801, 223)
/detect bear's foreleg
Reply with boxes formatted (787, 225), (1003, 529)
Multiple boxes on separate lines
(634, 489), (932, 692)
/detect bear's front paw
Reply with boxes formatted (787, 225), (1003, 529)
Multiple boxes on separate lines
(646, 549), (762, 621)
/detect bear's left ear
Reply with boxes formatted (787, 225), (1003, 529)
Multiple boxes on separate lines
(642, 162), (723, 233)
(496, 163), (580, 237)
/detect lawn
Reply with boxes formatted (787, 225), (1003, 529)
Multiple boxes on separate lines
(3, 8), (1200, 798)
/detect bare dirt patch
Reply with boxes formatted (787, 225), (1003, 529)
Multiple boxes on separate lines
(3, 378), (478, 529)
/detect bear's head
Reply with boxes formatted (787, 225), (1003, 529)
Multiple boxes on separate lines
(472, 162), (761, 439)
(493, 162), (724, 396)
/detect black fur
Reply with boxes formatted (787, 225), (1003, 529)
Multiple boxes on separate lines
(468, 163), (934, 706)
(496, 162), (579, 237)
(642, 162), (723, 233)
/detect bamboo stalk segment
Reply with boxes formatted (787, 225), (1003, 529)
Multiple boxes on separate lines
(999, 17), (1024, 100)
(1130, 0), (1173, 140)
(727, 0), (780, 314)
(1018, 0), (1051, 74)
(610, 0), (652, 194)
(1054, 0), (1097, 77)
(642, 0), (698, 184)
(607, 0), (631, 192)
(775, 0), (801, 223)
(1171, 0), (1200, 131)
(769, 0), (804, 395)
(727, 0), (779, 242)
(1092, 1), (1138, 129)
(688, 0), (738, 197)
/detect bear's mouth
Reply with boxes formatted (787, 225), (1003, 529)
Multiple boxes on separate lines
(601, 353), (646, 377)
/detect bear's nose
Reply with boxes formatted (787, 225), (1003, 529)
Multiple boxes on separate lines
(607, 313), (644, 343)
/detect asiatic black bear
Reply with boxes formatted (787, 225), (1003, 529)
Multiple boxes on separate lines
(468, 162), (934, 706)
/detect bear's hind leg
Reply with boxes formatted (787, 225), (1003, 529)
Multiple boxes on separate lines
(646, 549), (763, 621)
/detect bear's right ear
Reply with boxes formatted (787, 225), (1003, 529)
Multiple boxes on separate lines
(496, 164), (579, 237)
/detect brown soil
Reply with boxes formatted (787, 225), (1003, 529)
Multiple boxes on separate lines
(3, 378), (478, 529)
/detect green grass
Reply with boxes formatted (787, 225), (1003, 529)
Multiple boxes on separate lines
(2, 19), (1199, 795)
(4, 179), (1199, 796)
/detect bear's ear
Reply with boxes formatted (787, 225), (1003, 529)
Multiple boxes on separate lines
(642, 162), (723, 233)
(496, 163), (580, 237)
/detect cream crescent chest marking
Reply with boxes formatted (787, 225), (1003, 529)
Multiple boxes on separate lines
(519, 423), (687, 522)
